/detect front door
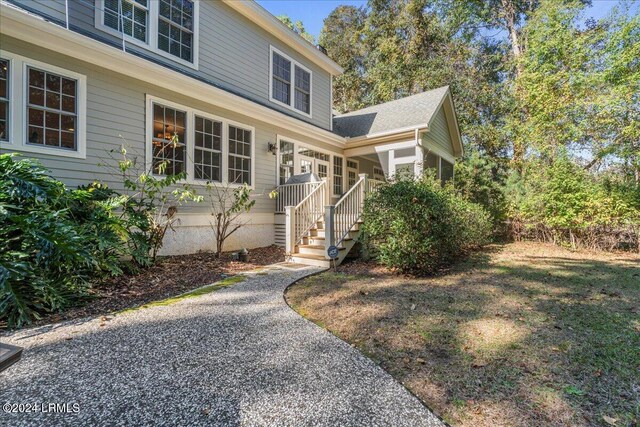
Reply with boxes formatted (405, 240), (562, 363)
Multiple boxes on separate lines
(298, 155), (330, 180)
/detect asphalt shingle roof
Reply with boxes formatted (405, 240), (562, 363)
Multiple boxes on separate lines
(332, 86), (450, 138)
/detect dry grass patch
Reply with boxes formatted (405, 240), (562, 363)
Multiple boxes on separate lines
(285, 242), (640, 427)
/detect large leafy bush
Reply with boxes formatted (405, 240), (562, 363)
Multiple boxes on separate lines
(0, 154), (128, 326)
(363, 176), (491, 274)
(507, 157), (640, 250)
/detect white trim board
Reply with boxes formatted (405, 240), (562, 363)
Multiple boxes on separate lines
(0, 50), (87, 159)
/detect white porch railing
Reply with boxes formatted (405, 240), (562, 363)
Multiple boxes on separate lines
(285, 179), (329, 254)
(276, 181), (322, 213)
(326, 174), (366, 249)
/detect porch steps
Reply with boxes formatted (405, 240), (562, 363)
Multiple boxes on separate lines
(289, 218), (362, 267)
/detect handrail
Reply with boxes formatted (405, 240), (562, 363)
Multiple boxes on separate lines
(332, 175), (366, 247)
(275, 181), (322, 213)
(285, 180), (327, 254)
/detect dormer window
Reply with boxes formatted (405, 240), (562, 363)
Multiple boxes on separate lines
(96, 0), (198, 68)
(270, 46), (312, 117)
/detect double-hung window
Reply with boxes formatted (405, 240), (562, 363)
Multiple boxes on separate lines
(152, 103), (186, 175)
(333, 156), (343, 195)
(194, 115), (222, 182)
(97, 0), (198, 67)
(27, 67), (78, 151)
(0, 53), (86, 158)
(147, 96), (253, 186)
(158, 0), (194, 62)
(228, 125), (252, 185)
(272, 52), (291, 106)
(270, 47), (312, 116)
(0, 59), (8, 141)
(104, 0), (148, 42)
(294, 66), (311, 114)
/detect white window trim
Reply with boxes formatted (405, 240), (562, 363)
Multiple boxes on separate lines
(145, 94), (254, 188)
(0, 54), (14, 143)
(373, 166), (385, 181)
(388, 145), (419, 178)
(275, 134), (341, 193)
(0, 51), (87, 159)
(332, 153), (345, 197)
(269, 46), (312, 118)
(95, 0), (200, 70)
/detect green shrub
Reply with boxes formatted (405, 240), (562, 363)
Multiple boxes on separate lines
(454, 151), (508, 231)
(0, 154), (127, 327)
(363, 175), (492, 274)
(507, 156), (640, 251)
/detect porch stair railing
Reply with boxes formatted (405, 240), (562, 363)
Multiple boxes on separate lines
(285, 178), (329, 254)
(275, 181), (322, 213)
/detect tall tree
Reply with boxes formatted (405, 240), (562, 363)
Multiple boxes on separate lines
(319, 5), (368, 113)
(276, 15), (315, 44)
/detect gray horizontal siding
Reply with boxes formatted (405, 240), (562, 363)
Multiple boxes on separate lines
(8, 0), (333, 130)
(423, 108), (454, 157)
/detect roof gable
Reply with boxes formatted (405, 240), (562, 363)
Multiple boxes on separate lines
(333, 86), (463, 157)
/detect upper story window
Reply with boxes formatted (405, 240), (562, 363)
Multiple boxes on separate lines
(0, 59), (8, 141)
(294, 66), (310, 114)
(158, 0), (194, 62)
(270, 46), (312, 117)
(104, 0), (148, 42)
(96, 0), (198, 68)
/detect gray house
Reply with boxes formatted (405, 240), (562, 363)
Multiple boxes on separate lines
(0, 0), (462, 266)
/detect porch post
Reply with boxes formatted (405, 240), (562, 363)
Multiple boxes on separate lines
(322, 177), (331, 207)
(360, 173), (368, 198)
(285, 206), (295, 255)
(324, 205), (335, 255)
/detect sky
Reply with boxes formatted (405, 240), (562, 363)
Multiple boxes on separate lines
(256, 0), (638, 42)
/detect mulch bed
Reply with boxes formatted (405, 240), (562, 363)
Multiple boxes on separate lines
(30, 245), (285, 327)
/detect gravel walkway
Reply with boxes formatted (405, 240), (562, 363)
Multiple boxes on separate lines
(1, 265), (444, 426)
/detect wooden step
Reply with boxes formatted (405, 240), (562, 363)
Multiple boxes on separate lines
(297, 244), (346, 257)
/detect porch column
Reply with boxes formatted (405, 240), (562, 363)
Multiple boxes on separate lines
(285, 206), (295, 255)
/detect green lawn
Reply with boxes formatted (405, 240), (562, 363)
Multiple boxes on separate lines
(286, 242), (640, 427)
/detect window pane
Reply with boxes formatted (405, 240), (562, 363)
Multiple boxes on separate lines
(0, 59), (8, 141)
(441, 159), (454, 184)
(158, 0), (194, 62)
(194, 116), (222, 181)
(152, 103), (187, 176)
(26, 67), (78, 151)
(228, 125), (251, 185)
(333, 156), (343, 195)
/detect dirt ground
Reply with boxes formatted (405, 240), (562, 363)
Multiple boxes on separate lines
(286, 242), (640, 427)
(28, 245), (284, 327)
